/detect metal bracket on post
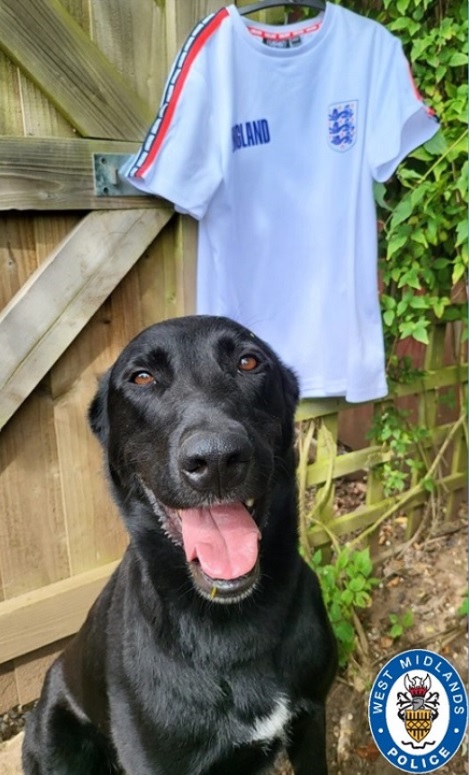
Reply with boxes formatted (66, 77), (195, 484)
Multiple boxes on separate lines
(93, 153), (147, 197)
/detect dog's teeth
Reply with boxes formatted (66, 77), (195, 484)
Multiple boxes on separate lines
(245, 498), (255, 509)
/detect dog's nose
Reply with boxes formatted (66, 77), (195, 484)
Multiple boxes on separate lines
(179, 430), (253, 493)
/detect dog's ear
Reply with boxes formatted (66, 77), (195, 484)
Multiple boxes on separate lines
(88, 369), (111, 446)
(281, 364), (300, 421)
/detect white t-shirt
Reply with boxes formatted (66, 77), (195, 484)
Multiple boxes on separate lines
(122, 2), (439, 402)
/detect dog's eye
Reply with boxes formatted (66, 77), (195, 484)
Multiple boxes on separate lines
(238, 354), (260, 373)
(131, 371), (154, 386)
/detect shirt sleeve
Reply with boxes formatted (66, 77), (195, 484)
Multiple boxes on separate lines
(120, 35), (222, 220)
(368, 36), (440, 183)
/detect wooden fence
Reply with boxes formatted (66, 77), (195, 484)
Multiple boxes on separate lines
(297, 321), (467, 551)
(0, 0), (466, 713)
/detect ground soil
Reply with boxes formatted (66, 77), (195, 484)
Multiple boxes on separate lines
(1, 481), (467, 775)
(277, 480), (468, 775)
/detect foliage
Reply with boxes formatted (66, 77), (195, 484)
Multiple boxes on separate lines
(368, 406), (430, 496)
(302, 0), (468, 356)
(388, 610), (414, 640)
(309, 547), (380, 667)
(375, 0), (468, 352)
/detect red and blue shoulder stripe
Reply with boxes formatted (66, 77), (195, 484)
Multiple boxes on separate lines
(130, 8), (229, 179)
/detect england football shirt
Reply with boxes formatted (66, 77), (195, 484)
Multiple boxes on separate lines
(121, 2), (439, 401)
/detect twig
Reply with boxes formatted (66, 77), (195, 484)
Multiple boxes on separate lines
(297, 421), (316, 556)
(352, 610), (370, 658)
(371, 621), (467, 667)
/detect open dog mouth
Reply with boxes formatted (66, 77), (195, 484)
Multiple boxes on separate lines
(179, 501), (261, 603)
(139, 481), (261, 603)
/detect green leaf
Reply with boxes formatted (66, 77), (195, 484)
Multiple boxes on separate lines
(354, 549), (373, 577)
(340, 589), (354, 606)
(390, 198), (414, 229)
(452, 261), (467, 284)
(409, 295), (430, 309)
(449, 52), (468, 66)
(456, 220), (468, 247)
(334, 620), (355, 644)
(396, 0), (410, 14)
(424, 131), (448, 155)
(388, 17), (413, 31)
(390, 624), (403, 638)
(387, 234), (408, 260)
(383, 309), (396, 326)
(355, 591), (372, 609)
(410, 186), (427, 207)
(433, 258), (450, 269)
(349, 575), (366, 593)
(336, 550), (350, 572)
(411, 324), (430, 345)
(402, 610), (414, 628)
(373, 181), (392, 211)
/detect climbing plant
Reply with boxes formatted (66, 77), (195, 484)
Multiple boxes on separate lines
(298, 0), (468, 354)
(348, 0), (467, 354)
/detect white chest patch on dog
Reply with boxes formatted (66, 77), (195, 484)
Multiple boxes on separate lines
(249, 696), (291, 743)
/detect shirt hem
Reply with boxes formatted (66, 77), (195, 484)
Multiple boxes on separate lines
(300, 382), (389, 404)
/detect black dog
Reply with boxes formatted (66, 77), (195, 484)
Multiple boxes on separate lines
(23, 315), (337, 775)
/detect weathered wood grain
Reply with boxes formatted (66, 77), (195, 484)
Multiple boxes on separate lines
(0, 137), (160, 210)
(0, 0), (153, 140)
(0, 51), (23, 135)
(0, 393), (71, 598)
(91, 0), (167, 109)
(0, 208), (173, 430)
(0, 562), (118, 663)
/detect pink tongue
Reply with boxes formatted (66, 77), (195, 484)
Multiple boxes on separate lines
(180, 503), (260, 580)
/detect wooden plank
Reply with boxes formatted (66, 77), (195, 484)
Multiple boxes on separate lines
(91, 0), (167, 108)
(175, 216), (198, 316)
(309, 471), (466, 547)
(0, 221), (76, 601)
(14, 639), (70, 706)
(0, 217), (38, 320)
(0, 208), (173, 430)
(0, 51), (23, 135)
(306, 421), (458, 486)
(0, 137), (160, 211)
(17, 67), (76, 140)
(312, 415), (338, 525)
(0, 220), (73, 606)
(0, 394), (71, 598)
(0, 662), (18, 714)
(0, 562), (118, 663)
(50, 266), (144, 577)
(0, 0), (153, 140)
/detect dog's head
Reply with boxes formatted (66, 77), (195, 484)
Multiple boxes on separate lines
(89, 316), (299, 604)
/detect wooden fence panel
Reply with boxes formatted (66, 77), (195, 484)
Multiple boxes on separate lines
(0, 0), (153, 140)
(0, 208), (172, 430)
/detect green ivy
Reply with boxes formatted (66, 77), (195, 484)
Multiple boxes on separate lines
(302, 0), (468, 355)
(368, 406), (430, 496)
(370, 0), (467, 352)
